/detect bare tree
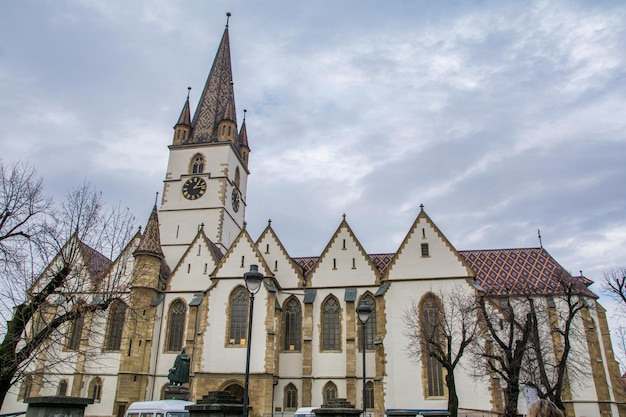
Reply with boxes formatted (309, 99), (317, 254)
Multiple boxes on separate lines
(0, 163), (137, 406)
(522, 272), (591, 414)
(602, 267), (626, 368)
(403, 286), (478, 417)
(473, 294), (535, 417)
(603, 267), (626, 310)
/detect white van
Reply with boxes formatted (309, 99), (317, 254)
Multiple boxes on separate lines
(125, 400), (194, 417)
(294, 407), (317, 417)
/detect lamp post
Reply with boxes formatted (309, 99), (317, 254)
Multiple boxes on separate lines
(243, 265), (263, 417)
(356, 300), (372, 417)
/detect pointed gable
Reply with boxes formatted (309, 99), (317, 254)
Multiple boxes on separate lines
(384, 206), (474, 281)
(255, 220), (304, 289)
(212, 228), (273, 279)
(190, 25), (237, 144)
(308, 216), (380, 288)
(168, 228), (223, 291)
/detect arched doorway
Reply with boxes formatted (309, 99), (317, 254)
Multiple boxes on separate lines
(222, 382), (244, 402)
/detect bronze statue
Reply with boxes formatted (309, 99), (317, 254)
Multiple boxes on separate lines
(168, 347), (190, 386)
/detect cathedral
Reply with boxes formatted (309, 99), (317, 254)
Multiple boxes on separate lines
(2, 17), (625, 417)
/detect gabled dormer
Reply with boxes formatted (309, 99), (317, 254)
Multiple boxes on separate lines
(383, 205), (474, 281)
(255, 219), (305, 289)
(307, 215), (380, 288)
(217, 120), (237, 141)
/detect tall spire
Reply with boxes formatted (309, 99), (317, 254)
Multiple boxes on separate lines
(189, 13), (237, 143)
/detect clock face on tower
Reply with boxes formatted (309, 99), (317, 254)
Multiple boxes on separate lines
(182, 176), (207, 200)
(231, 188), (240, 212)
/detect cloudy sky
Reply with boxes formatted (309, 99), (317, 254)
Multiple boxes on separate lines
(1, 2), (626, 308)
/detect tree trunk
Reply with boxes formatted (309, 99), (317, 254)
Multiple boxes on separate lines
(445, 371), (459, 417)
(0, 373), (14, 409)
(503, 383), (520, 417)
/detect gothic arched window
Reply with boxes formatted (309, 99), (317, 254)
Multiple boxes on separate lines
(191, 154), (205, 174)
(166, 300), (186, 352)
(322, 296), (340, 351)
(284, 383), (298, 410)
(284, 297), (302, 351)
(58, 379), (68, 396)
(89, 377), (102, 402)
(323, 381), (337, 405)
(67, 315), (84, 351)
(234, 167), (240, 188)
(105, 300), (127, 351)
(421, 293), (444, 397)
(358, 294), (376, 350)
(365, 381), (374, 409)
(229, 287), (249, 344)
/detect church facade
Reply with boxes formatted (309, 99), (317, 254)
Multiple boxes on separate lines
(2, 19), (625, 417)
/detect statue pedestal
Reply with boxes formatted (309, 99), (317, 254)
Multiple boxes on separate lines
(25, 396), (94, 417)
(314, 398), (362, 417)
(165, 385), (190, 401)
(187, 391), (245, 417)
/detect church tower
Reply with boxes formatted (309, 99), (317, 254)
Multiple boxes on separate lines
(115, 205), (169, 408)
(159, 14), (249, 267)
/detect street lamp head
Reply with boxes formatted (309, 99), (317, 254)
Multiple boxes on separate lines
(356, 300), (372, 324)
(244, 264), (264, 294)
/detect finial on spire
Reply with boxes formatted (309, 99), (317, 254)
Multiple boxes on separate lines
(420, 204), (424, 211)
(154, 191), (159, 206)
(243, 221), (247, 230)
(580, 270), (583, 277)
(226, 12), (231, 28)
(538, 229), (543, 248)
(187, 86), (191, 99)
(243, 109), (247, 121)
(200, 223), (205, 230)
(342, 213), (346, 220)
(268, 218), (272, 226)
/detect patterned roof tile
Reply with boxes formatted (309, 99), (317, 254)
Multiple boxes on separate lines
(290, 247), (596, 298)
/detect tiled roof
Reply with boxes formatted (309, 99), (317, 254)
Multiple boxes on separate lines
(370, 253), (394, 273)
(458, 248), (596, 298)
(293, 254), (394, 276)
(292, 247), (596, 298)
(293, 257), (318, 276)
(189, 27), (237, 143)
(79, 242), (112, 278)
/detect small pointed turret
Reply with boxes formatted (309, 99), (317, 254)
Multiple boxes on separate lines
(190, 14), (237, 143)
(173, 87), (192, 145)
(238, 109), (250, 166)
(134, 204), (164, 260)
(216, 87), (237, 142)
